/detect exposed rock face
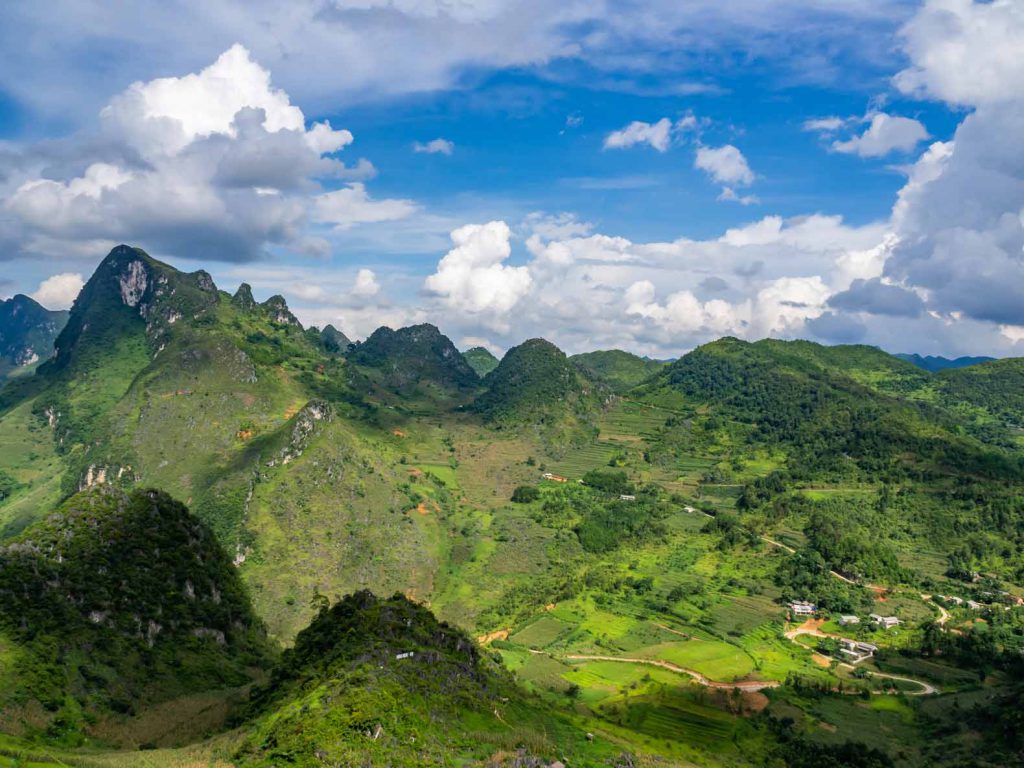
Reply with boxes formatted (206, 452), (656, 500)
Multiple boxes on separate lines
(119, 259), (149, 307)
(270, 399), (333, 466)
(262, 295), (301, 327)
(51, 245), (221, 369)
(233, 282), (257, 311)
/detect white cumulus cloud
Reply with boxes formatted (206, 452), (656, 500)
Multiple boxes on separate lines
(832, 112), (930, 157)
(695, 144), (755, 186)
(1, 45), (408, 264)
(603, 118), (674, 152)
(352, 268), (381, 296)
(30, 272), (85, 310)
(424, 221), (532, 315)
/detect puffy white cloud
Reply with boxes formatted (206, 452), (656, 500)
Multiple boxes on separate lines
(879, 0), (1024, 328)
(831, 113), (929, 157)
(413, 138), (455, 155)
(1, 46), (416, 263)
(30, 272), (85, 310)
(352, 268), (381, 296)
(424, 221), (532, 316)
(695, 144), (755, 186)
(894, 0), (1024, 106)
(314, 184), (418, 230)
(604, 118), (674, 152)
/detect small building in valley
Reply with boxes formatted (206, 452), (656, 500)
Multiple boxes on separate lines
(789, 601), (817, 616)
(619, 494), (637, 501)
(839, 639), (878, 663)
(838, 615), (860, 626)
(870, 614), (900, 629)
(967, 600), (985, 611)
(542, 472), (569, 483)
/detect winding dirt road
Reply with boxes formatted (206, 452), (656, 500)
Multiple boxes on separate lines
(784, 622), (937, 695)
(562, 654), (780, 692)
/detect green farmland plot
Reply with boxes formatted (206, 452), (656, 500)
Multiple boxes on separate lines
(511, 615), (571, 648)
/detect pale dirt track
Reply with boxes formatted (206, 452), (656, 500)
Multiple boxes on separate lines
(561, 654), (780, 692)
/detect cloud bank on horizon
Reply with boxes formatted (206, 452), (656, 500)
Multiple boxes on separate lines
(1, 0), (1023, 360)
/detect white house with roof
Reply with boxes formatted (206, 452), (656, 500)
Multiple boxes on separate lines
(870, 613), (900, 629)
(789, 601), (817, 616)
(838, 615), (860, 626)
(839, 638), (878, 663)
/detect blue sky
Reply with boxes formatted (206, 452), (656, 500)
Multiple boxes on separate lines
(1, 1), (1022, 359)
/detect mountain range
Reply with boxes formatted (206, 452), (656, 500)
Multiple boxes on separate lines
(1, 245), (1023, 767)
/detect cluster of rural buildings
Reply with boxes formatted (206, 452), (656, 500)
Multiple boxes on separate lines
(788, 602), (901, 630)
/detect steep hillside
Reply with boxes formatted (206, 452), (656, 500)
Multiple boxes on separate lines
(571, 349), (666, 392)
(897, 353), (995, 372)
(0, 487), (272, 743)
(235, 591), (602, 767)
(0, 295), (67, 382)
(348, 324), (479, 396)
(474, 338), (607, 445)
(462, 345), (499, 377)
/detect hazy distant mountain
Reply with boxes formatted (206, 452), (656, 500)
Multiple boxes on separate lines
(896, 353), (996, 372)
(0, 294), (68, 382)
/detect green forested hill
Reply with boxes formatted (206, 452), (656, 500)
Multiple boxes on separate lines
(474, 337), (608, 445)
(348, 323), (480, 396)
(0, 486), (272, 743)
(937, 357), (1024, 428)
(640, 337), (1020, 481)
(570, 349), (667, 392)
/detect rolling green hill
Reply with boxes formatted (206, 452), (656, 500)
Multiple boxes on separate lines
(235, 591), (606, 767)
(641, 337), (1019, 482)
(571, 349), (667, 393)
